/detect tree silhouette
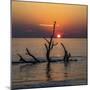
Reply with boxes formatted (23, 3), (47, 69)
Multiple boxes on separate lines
(12, 21), (77, 65)
(26, 48), (40, 63)
(44, 21), (58, 63)
(61, 43), (71, 64)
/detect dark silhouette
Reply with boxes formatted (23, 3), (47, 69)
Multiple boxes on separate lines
(13, 41), (77, 64)
(44, 21), (58, 81)
(63, 61), (71, 80)
(17, 54), (27, 63)
(12, 21), (78, 65)
(61, 43), (71, 64)
(44, 21), (58, 63)
(46, 62), (52, 81)
(26, 48), (40, 63)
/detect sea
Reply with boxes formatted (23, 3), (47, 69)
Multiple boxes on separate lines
(11, 38), (87, 89)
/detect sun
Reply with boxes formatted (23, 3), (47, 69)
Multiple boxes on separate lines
(57, 34), (61, 38)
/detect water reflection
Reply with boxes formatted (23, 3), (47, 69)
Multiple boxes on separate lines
(20, 63), (35, 72)
(12, 59), (86, 86)
(46, 62), (52, 81)
(64, 62), (70, 80)
(19, 64), (33, 81)
(45, 62), (70, 81)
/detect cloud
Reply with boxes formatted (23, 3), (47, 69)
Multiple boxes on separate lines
(39, 24), (60, 27)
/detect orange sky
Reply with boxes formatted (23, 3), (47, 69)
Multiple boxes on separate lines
(12, 1), (87, 38)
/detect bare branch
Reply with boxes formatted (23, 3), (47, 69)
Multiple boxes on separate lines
(52, 40), (58, 46)
(61, 43), (67, 52)
(49, 21), (56, 49)
(61, 43), (71, 63)
(50, 41), (58, 50)
(50, 40), (54, 49)
(52, 21), (56, 36)
(43, 37), (50, 44)
(26, 48), (40, 63)
(17, 53), (27, 62)
(53, 42), (58, 46)
(44, 43), (48, 51)
(44, 21), (57, 62)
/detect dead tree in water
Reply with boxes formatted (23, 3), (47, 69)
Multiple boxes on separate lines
(61, 43), (71, 63)
(44, 21), (58, 63)
(26, 48), (40, 63)
(17, 54), (27, 63)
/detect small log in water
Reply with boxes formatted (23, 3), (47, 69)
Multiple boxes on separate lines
(16, 52), (40, 64)
(12, 59), (77, 64)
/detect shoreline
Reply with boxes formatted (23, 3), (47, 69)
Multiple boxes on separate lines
(12, 79), (87, 90)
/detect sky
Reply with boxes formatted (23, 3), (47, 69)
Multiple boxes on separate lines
(12, 0), (87, 38)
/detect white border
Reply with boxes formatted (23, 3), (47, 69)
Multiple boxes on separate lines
(0, 0), (89, 90)
(0, 0), (10, 90)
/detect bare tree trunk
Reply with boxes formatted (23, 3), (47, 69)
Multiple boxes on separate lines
(44, 21), (58, 63)
(17, 21), (58, 64)
(46, 50), (51, 62)
(46, 62), (52, 81)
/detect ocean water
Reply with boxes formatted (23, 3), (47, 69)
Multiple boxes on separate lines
(12, 38), (87, 89)
(12, 38), (87, 61)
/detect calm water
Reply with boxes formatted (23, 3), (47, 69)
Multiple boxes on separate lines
(12, 38), (87, 61)
(12, 38), (87, 89)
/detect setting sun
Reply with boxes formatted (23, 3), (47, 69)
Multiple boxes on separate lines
(57, 34), (61, 38)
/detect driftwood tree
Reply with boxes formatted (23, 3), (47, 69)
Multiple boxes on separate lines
(61, 43), (71, 63)
(17, 21), (58, 64)
(25, 48), (40, 63)
(15, 21), (75, 65)
(17, 48), (40, 63)
(17, 54), (27, 63)
(44, 21), (58, 63)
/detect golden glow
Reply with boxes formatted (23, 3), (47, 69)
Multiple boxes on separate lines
(12, 1), (87, 31)
(57, 34), (61, 38)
